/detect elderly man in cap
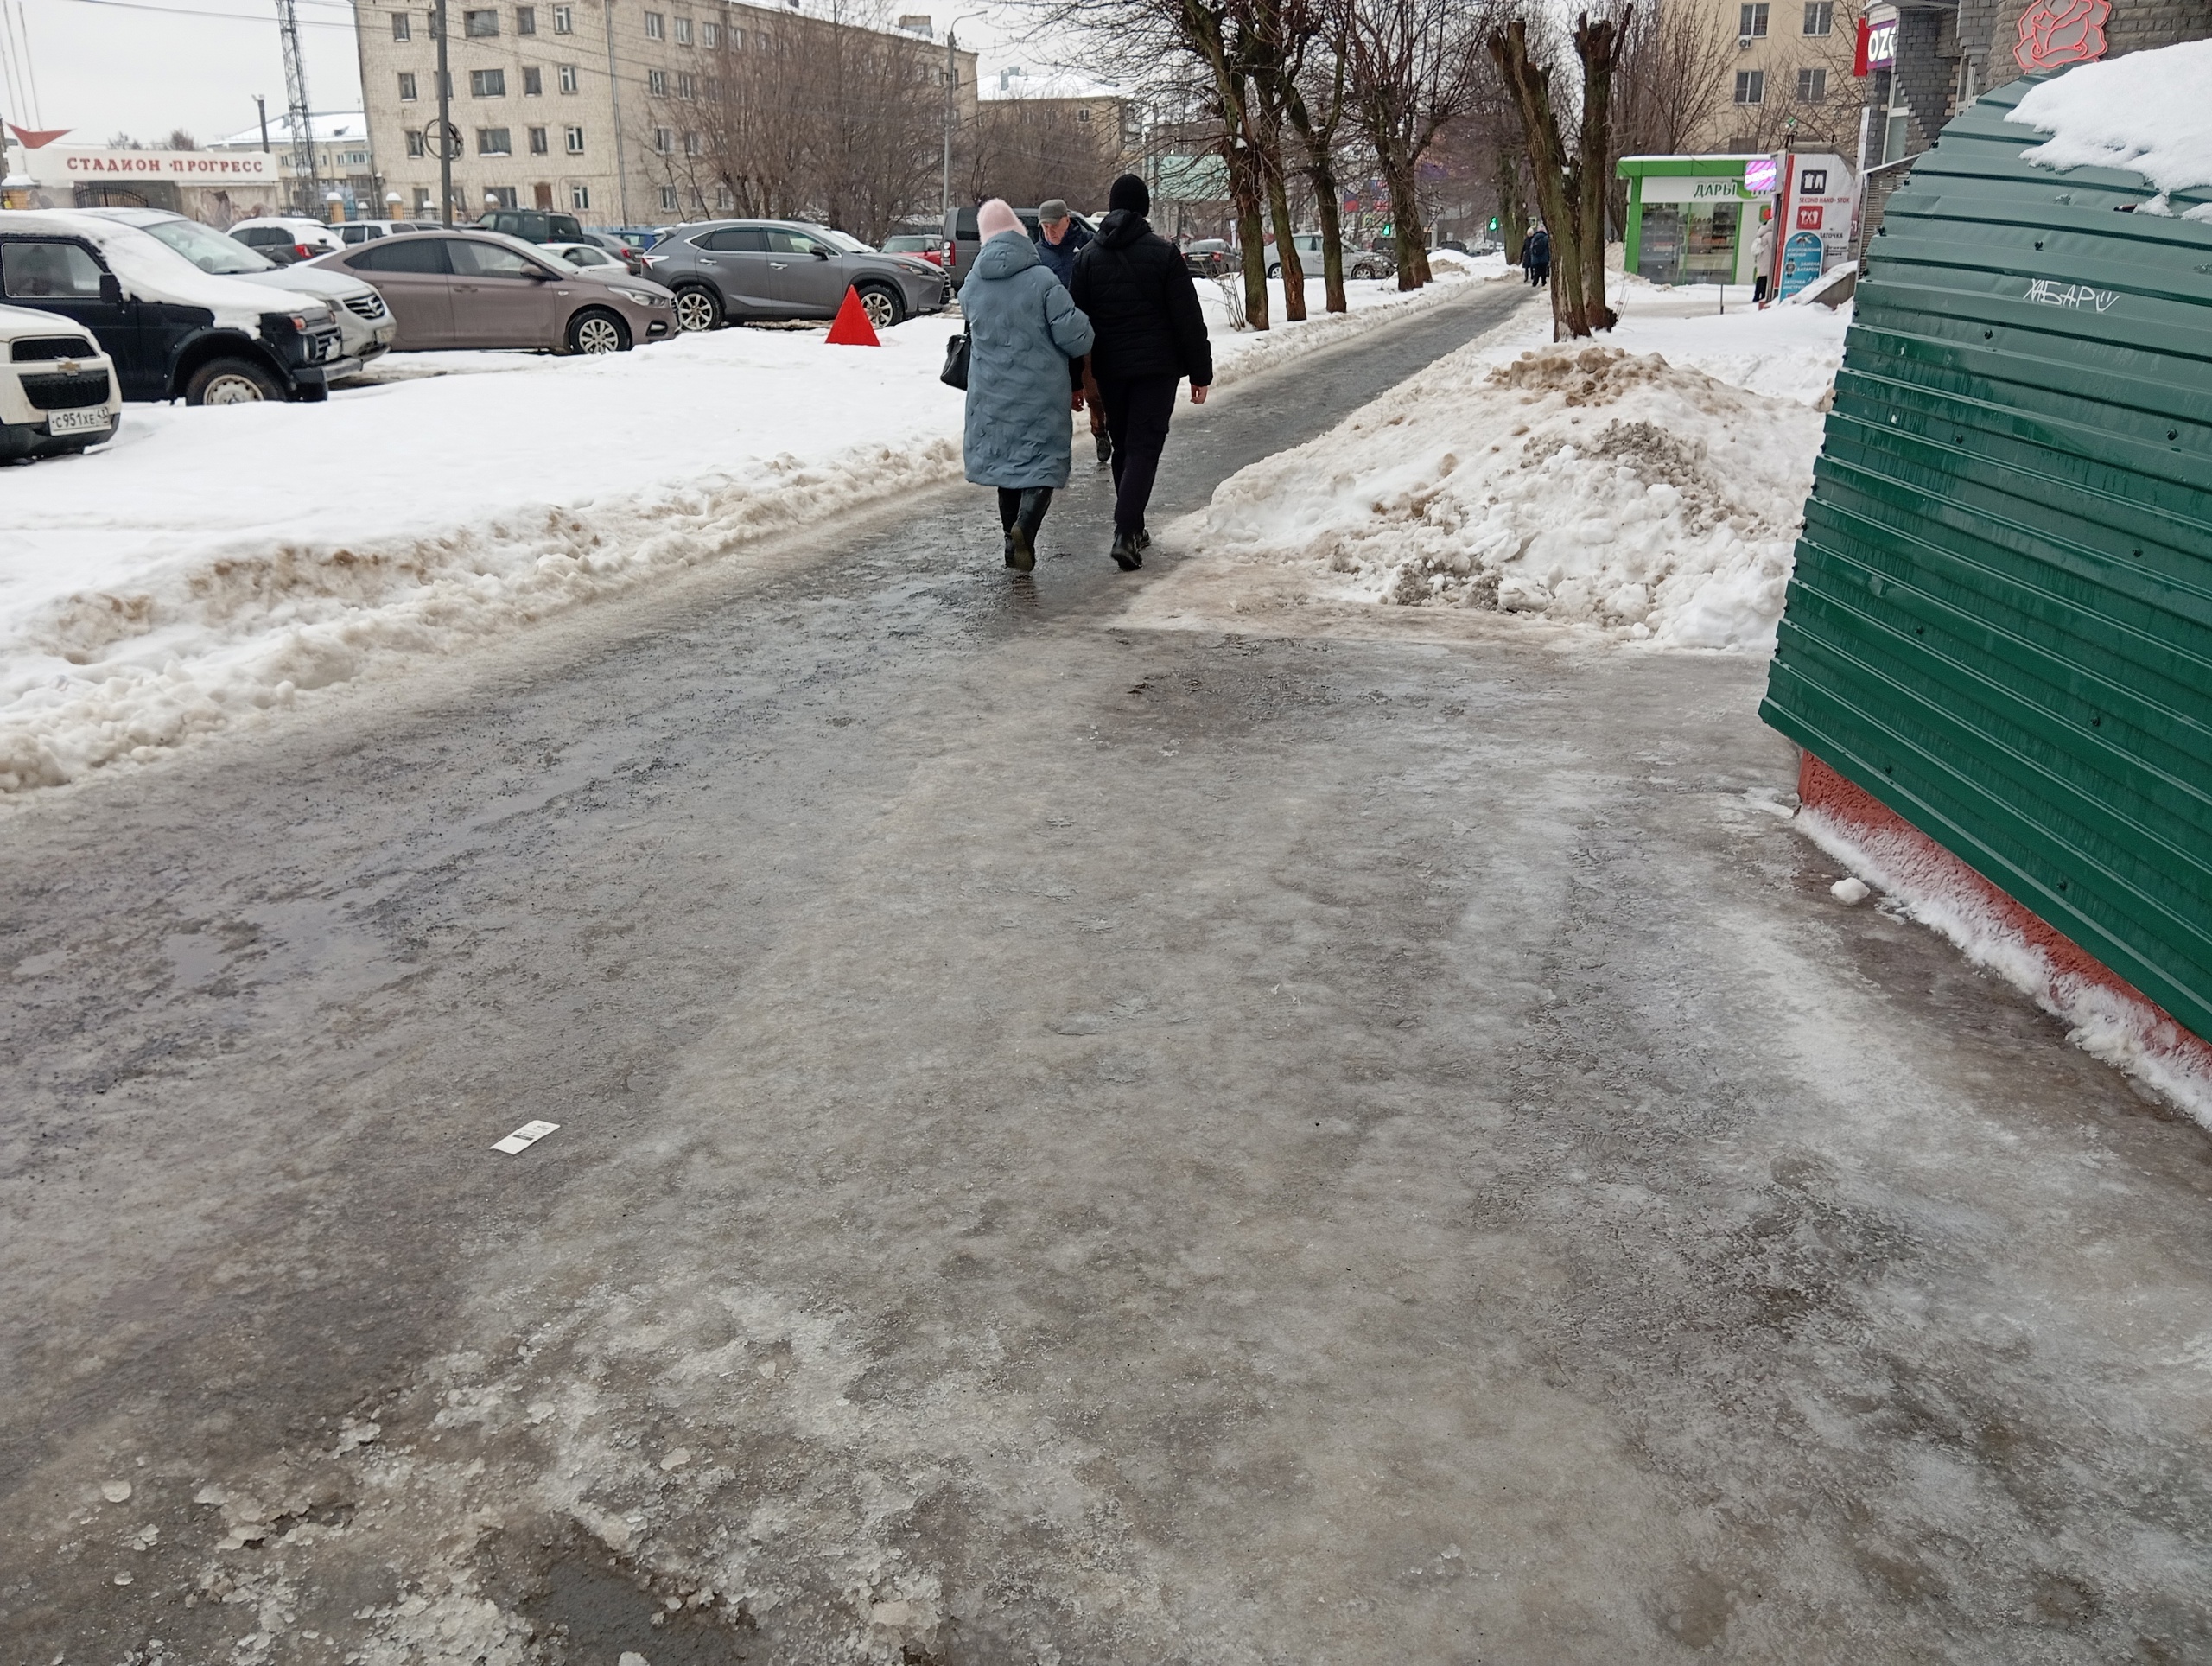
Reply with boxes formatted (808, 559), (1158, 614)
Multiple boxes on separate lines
(1033, 198), (1110, 466)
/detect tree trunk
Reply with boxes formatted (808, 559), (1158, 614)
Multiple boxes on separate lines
(1382, 156), (1431, 289)
(1495, 144), (1527, 265)
(1227, 136), (1272, 330)
(1573, 10), (1626, 331)
(1282, 64), (1348, 313)
(1489, 17), (1591, 337)
(1265, 132), (1306, 320)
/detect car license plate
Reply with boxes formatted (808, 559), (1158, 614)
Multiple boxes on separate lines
(48, 408), (110, 435)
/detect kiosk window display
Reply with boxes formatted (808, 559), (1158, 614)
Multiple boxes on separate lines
(1615, 153), (1855, 289)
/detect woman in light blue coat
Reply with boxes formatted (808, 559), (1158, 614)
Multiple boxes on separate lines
(961, 197), (1096, 571)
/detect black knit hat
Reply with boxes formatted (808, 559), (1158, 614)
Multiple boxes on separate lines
(1108, 173), (1150, 216)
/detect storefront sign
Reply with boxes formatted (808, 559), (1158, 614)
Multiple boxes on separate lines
(1640, 173), (1771, 203)
(2014, 0), (2108, 71)
(1772, 151), (1859, 298)
(1855, 8), (1897, 73)
(1744, 156), (1780, 194)
(12, 148), (284, 188)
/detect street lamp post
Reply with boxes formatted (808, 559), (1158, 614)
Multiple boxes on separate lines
(434, 0), (454, 225)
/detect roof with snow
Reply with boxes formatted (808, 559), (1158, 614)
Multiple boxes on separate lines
(2005, 39), (2212, 213)
(981, 67), (1128, 103)
(210, 111), (371, 149)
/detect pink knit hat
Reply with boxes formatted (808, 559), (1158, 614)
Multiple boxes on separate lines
(976, 198), (1023, 241)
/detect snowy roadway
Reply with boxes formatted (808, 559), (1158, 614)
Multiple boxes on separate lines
(4, 283), (2211, 1663)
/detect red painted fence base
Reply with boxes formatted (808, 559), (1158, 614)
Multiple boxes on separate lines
(1796, 752), (2212, 1087)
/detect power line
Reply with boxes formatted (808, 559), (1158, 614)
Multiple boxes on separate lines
(60, 0), (354, 27)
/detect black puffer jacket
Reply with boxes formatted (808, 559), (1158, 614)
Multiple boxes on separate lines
(1069, 210), (1214, 387)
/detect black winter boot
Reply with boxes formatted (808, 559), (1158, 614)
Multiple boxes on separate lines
(1110, 531), (1142, 571)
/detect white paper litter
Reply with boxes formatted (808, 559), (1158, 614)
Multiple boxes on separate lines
(491, 1121), (559, 1155)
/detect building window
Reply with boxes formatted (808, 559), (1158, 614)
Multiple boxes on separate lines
(675, 71), (695, 98)
(405, 128), (426, 156)
(683, 129), (702, 155)
(647, 68), (668, 96)
(463, 6), (498, 34)
(413, 186), (433, 212)
(558, 63), (579, 92)
(730, 25), (743, 46)
(552, 2), (572, 29)
(654, 124), (673, 152)
(660, 184), (679, 210)
(1735, 67), (1765, 102)
(1738, 2), (1769, 36)
(570, 182), (591, 209)
(528, 124), (549, 153)
(522, 66), (543, 93)
(471, 67), (507, 96)
(564, 124), (585, 152)
(702, 20), (718, 45)
(1802, 0), (1832, 31)
(391, 9), (411, 38)
(517, 4), (537, 30)
(477, 126), (512, 154)
(1797, 66), (1828, 99)
(644, 10), (664, 35)
(398, 70), (418, 99)
(1077, 105), (1091, 121)
(715, 182), (732, 208)
(486, 185), (518, 207)
(673, 15), (691, 41)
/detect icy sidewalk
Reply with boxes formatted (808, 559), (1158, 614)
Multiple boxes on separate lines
(1141, 276), (1850, 650)
(0, 263), (1498, 795)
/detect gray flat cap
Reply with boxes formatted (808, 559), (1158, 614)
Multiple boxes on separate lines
(1037, 198), (1071, 221)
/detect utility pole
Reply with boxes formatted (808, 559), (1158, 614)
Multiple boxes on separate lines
(255, 94), (270, 152)
(434, 0), (453, 224)
(276, 0), (320, 216)
(939, 11), (983, 253)
(605, 0), (630, 224)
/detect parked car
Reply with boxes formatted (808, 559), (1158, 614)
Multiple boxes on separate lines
(78, 208), (397, 367)
(476, 207), (588, 244)
(542, 239), (631, 275)
(1265, 232), (1324, 279)
(1349, 241), (1395, 280)
(312, 230), (676, 353)
(1182, 238), (1233, 278)
(938, 205), (1098, 285)
(881, 232), (944, 268)
(0, 211), (347, 404)
(228, 216), (346, 265)
(335, 219), (443, 245)
(641, 219), (944, 332)
(0, 302), (122, 461)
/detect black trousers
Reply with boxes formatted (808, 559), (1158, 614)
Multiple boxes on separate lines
(1097, 375), (1179, 537)
(995, 486), (1052, 532)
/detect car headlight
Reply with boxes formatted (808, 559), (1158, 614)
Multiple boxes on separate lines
(610, 287), (665, 307)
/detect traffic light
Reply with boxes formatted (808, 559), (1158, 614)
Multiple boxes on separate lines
(1487, 215), (1499, 232)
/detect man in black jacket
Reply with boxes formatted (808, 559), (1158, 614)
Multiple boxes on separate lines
(1069, 173), (1214, 570)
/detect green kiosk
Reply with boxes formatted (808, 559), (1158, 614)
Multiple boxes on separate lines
(1618, 151), (1859, 292)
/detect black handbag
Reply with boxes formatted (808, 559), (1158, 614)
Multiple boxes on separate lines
(940, 330), (970, 391)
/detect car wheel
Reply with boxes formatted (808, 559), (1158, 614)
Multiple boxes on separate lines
(185, 357), (284, 405)
(569, 308), (630, 355)
(855, 283), (902, 331)
(1267, 262), (1281, 278)
(672, 285), (722, 332)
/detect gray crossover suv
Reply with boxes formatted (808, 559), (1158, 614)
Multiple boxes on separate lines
(641, 220), (944, 333)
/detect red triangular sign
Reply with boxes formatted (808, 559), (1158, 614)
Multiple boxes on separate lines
(824, 286), (880, 347)
(8, 124), (72, 149)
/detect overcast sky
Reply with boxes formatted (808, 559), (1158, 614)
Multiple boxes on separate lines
(1, 0), (1051, 148)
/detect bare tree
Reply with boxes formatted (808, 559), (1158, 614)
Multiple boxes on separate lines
(1282, 10), (1352, 310)
(165, 127), (199, 151)
(1343, 0), (1489, 289)
(1489, 8), (1629, 335)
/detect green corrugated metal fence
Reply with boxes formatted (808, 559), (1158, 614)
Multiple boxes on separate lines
(1759, 67), (2212, 1040)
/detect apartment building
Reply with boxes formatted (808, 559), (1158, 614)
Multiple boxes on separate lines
(208, 111), (380, 218)
(1708, 0), (1867, 154)
(352, 0), (976, 227)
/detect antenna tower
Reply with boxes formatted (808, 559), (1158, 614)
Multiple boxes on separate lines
(276, 0), (321, 215)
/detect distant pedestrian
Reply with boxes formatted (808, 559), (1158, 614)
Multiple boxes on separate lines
(1034, 197), (1110, 467)
(1751, 213), (1774, 305)
(1523, 226), (1551, 289)
(1069, 173), (1214, 572)
(960, 197), (1096, 573)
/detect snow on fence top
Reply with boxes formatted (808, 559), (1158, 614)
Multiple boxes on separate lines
(2005, 39), (2212, 216)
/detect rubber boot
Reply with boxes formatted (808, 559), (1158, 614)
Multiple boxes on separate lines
(1008, 488), (1049, 573)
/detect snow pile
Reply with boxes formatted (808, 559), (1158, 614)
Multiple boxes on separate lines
(0, 268), (1503, 795)
(2006, 39), (2212, 219)
(1192, 334), (1827, 651)
(1799, 804), (2212, 1128)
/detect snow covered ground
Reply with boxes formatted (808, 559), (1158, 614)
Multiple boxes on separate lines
(0, 264), (1497, 795)
(1151, 273), (1850, 652)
